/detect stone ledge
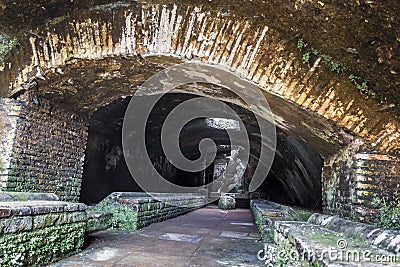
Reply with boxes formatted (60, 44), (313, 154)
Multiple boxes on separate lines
(0, 192), (59, 202)
(109, 192), (207, 205)
(0, 201), (87, 218)
(308, 213), (400, 254)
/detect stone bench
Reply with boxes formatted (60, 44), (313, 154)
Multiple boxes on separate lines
(250, 199), (314, 242)
(274, 220), (399, 266)
(251, 200), (399, 265)
(89, 192), (208, 230)
(0, 200), (87, 266)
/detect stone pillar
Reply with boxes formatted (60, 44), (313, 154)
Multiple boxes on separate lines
(0, 98), (20, 188)
(0, 97), (89, 202)
(322, 139), (400, 222)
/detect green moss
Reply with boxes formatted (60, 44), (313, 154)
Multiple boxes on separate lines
(0, 222), (85, 266)
(302, 52), (311, 64)
(297, 38), (305, 50)
(293, 209), (314, 221)
(305, 232), (343, 246)
(296, 37), (376, 98)
(0, 35), (18, 62)
(374, 195), (400, 230)
(89, 198), (138, 230)
(311, 261), (324, 267)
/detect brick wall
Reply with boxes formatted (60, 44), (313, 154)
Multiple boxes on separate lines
(0, 97), (88, 202)
(322, 140), (400, 222)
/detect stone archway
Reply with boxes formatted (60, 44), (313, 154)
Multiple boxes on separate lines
(0, 2), (398, 222)
(0, 3), (398, 153)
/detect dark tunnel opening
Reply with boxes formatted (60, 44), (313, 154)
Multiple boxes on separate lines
(80, 92), (323, 210)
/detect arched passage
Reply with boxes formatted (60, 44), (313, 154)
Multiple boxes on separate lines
(0, 1), (398, 222)
(0, 2), (400, 266)
(80, 91), (324, 209)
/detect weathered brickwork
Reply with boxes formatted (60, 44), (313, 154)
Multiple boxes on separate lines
(0, 97), (88, 202)
(322, 140), (400, 222)
(0, 200), (87, 267)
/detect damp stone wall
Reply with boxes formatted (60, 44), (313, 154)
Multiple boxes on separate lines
(0, 97), (88, 202)
(322, 140), (400, 223)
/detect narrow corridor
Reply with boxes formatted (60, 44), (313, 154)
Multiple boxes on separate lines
(53, 206), (263, 267)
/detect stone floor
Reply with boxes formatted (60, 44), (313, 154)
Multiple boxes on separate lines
(52, 205), (264, 267)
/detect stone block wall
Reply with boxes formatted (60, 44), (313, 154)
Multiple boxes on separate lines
(0, 200), (87, 266)
(322, 140), (400, 222)
(0, 97), (88, 202)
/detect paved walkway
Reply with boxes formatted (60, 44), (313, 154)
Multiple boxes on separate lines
(53, 205), (264, 267)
